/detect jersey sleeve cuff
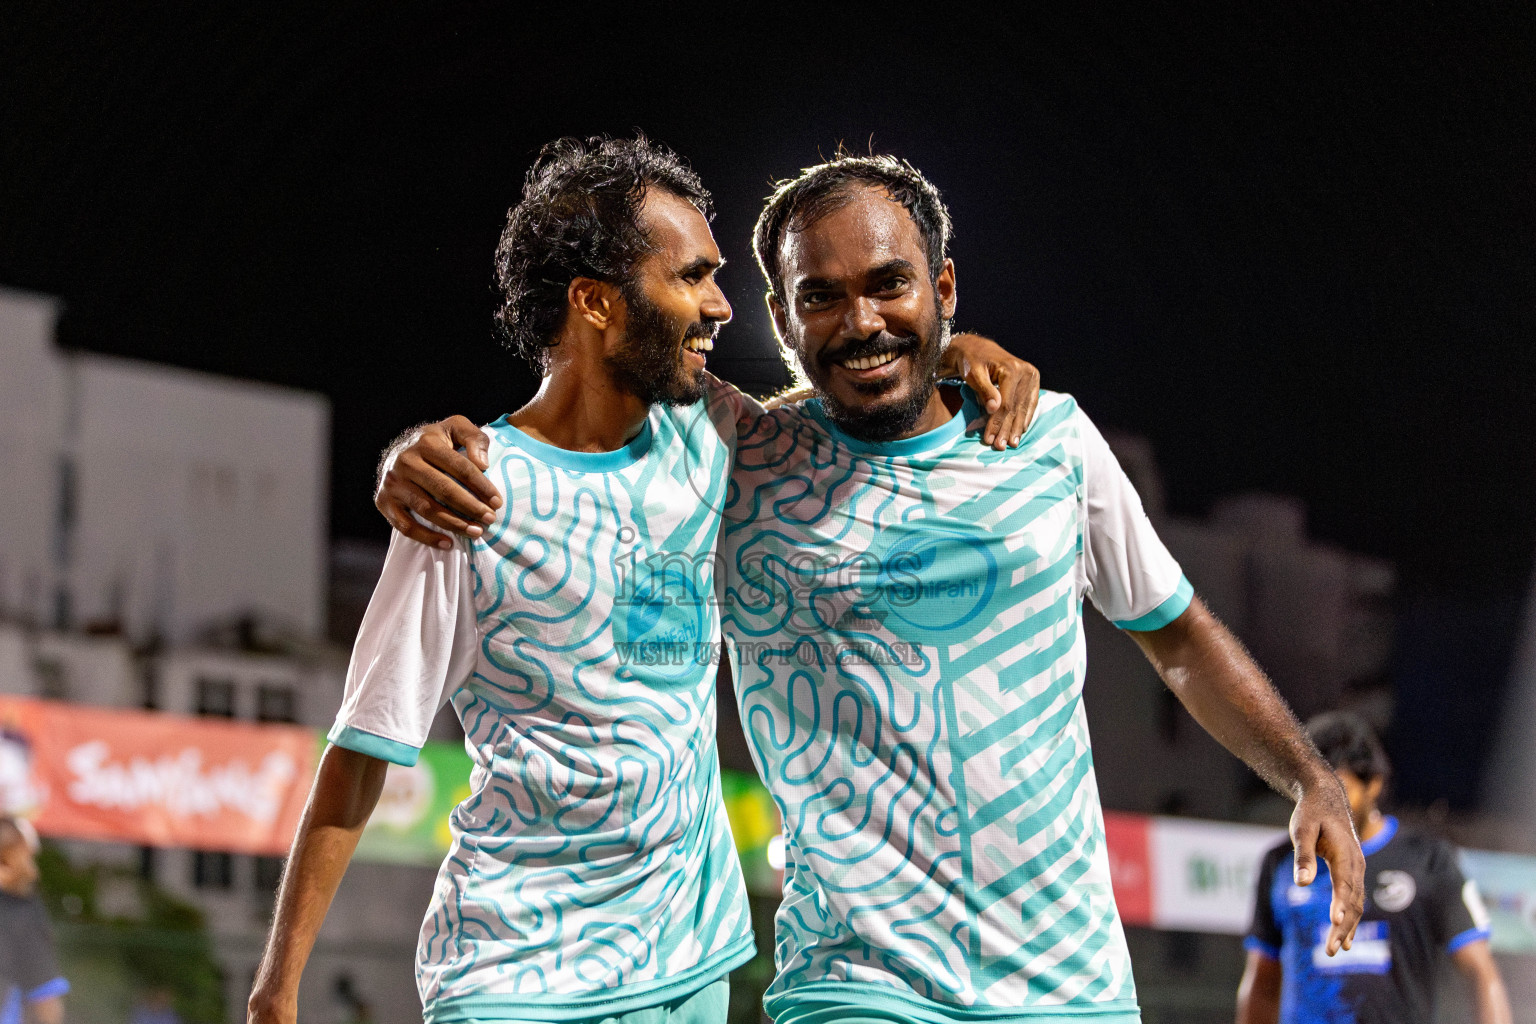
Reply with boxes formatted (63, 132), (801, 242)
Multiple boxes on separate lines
(27, 978), (69, 1002)
(1114, 575), (1194, 632)
(327, 724), (421, 767)
(1446, 926), (1492, 954)
(1243, 935), (1281, 960)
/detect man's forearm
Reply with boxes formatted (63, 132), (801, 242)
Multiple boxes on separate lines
(1131, 598), (1329, 798)
(1455, 944), (1513, 1024)
(249, 746), (388, 1020)
(1134, 597), (1363, 953)
(1235, 989), (1280, 1024)
(1473, 976), (1513, 1024)
(1234, 953), (1281, 1024)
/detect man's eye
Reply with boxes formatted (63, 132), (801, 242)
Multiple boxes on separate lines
(877, 277), (908, 293)
(802, 292), (831, 306)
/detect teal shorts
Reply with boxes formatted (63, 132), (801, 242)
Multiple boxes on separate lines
(460, 979), (729, 1024)
(774, 994), (1142, 1024)
(775, 1007), (928, 1024)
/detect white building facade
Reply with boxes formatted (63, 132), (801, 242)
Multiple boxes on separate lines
(0, 286), (328, 645)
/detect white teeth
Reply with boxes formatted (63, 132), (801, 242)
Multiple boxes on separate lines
(844, 351), (898, 370)
(684, 337), (713, 353)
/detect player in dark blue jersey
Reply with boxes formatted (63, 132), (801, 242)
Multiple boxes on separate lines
(1236, 712), (1512, 1024)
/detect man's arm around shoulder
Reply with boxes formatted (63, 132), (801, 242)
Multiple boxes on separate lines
(248, 746), (388, 1024)
(376, 418), (501, 549)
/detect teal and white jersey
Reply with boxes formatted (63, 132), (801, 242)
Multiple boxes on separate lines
(330, 383), (758, 1022)
(719, 389), (1192, 1023)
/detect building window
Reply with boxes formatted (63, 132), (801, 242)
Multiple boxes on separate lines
(189, 461), (239, 510)
(256, 684), (297, 724)
(139, 659), (160, 710)
(214, 465), (237, 506)
(33, 657), (67, 701)
(195, 677), (236, 718)
(254, 856), (285, 893)
(192, 851), (233, 889)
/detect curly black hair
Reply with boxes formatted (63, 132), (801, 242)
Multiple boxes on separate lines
(1306, 711), (1392, 782)
(493, 135), (713, 374)
(752, 149), (952, 304)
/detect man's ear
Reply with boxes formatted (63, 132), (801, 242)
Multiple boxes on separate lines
(935, 258), (958, 320)
(766, 292), (788, 343)
(570, 278), (622, 331)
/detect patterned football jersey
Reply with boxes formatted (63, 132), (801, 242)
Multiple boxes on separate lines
(719, 389), (1191, 1023)
(330, 384), (756, 1022)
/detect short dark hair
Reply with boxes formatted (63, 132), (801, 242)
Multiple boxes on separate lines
(493, 135), (713, 374)
(1306, 712), (1392, 782)
(752, 151), (953, 304)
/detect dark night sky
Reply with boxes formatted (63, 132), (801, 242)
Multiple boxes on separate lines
(4, 3), (1534, 601)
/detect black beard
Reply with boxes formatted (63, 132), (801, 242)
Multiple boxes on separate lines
(801, 295), (950, 442)
(604, 285), (712, 407)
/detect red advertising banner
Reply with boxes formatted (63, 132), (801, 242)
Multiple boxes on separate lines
(1103, 810), (1153, 926)
(0, 695), (316, 855)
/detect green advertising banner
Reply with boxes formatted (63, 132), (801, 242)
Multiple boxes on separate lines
(353, 738), (475, 866)
(348, 749), (786, 897)
(721, 768), (783, 896)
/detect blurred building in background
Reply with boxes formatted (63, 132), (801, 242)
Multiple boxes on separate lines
(0, 287), (327, 645)
(0, 287), (434, 1024)
(1086, 432), (1397, 827)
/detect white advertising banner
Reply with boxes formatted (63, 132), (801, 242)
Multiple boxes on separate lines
(1148, 817), (1285, 933)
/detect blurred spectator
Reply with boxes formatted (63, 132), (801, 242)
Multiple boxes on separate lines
(1236, 713), (1512, 1024)
(0, 818), (67, 1024)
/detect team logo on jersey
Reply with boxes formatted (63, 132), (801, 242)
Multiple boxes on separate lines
(613, 553), (710, 684)
(859, 519), (999, 633)
(1373, 869), (1416, 912)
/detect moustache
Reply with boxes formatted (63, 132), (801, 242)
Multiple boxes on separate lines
(819, 333), (920, 367)
(684, 320), (720, 343)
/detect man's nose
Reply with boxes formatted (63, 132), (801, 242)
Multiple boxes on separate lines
(843, 296), (885, 339)
(701, 280), (732, 324)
